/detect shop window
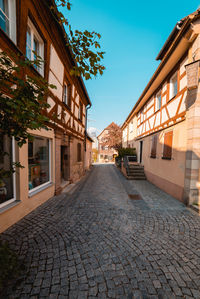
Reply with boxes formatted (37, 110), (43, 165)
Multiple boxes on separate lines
(0, 0), (16, 43)
(150, 135), (157, 158)
(26, 18), (44, 76)
(63, 82), (71, 109)
(163, 131), (173, 160)
(77, 143), (82, 162)
(0, 136), (15, 208)
(28, 136), (51, 192)
(170, 72), (178, 99)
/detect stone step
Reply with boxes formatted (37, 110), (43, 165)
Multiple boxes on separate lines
(127, 176), (146, 180)
(127, 169), (145, 174)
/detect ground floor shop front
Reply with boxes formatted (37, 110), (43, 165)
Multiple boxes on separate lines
(0, 128), (86, 233)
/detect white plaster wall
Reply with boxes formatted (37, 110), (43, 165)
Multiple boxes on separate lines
(49, 45), (64, 85)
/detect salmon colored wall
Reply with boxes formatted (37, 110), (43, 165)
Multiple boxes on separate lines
(0, 128), (55, 233)
(136, 121), (187, 200)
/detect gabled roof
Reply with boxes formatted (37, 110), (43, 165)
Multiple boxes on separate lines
(121, 8), (200, 130)
(97, 122), (117, 139)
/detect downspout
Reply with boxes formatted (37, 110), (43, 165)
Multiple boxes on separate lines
(84, 103), (92, 151)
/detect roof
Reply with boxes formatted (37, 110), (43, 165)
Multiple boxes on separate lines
(121, 8), (200, 129)
(46, 0), (92, 107)
(97, 122), (117, 139)
(86, 134), (94, 143)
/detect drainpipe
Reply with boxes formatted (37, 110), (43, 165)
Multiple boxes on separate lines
(84, 103), (92, 151)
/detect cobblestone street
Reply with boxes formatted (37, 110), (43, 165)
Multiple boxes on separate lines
(1, 164), (200, 299)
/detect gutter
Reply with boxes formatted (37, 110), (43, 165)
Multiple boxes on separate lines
(84, 103), (92, 151)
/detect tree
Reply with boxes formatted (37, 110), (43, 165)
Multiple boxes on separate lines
(51, 0), (105, 80)
(0, 51), (54, 185)
(100, 123), (122, 151)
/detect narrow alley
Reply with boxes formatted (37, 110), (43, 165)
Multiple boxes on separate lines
(1, 165), (200, 298)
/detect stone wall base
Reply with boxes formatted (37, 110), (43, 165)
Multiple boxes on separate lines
(145, 170), (184, 202)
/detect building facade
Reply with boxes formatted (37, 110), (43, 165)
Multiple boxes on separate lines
(0, 0), (91, 232)
(85, 135), (93, 170)
(122, 9), (200, 206)
(98, 123), (118, 163)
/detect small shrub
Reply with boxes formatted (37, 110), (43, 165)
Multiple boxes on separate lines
(117, 147), (137, 158)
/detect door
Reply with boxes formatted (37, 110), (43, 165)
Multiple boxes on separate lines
(139, 141), (143, 164)
(61, 146), (69, 181)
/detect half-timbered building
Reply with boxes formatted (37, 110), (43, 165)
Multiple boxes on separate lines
(122, 9), (200, 206)
(0, 0), (91, 232)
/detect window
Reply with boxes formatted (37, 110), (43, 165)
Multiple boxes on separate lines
(163, 131), (173, 160)
(156, 92), (161, 111)
(77, 143), (82, 162)
(129, 121), (133, 133)
(78, 102), (83, 121)
(0, 0), (16, 43)
(63, 82), (71, 108)
(0, 136), (16, 208)
(26, 19), (44, 76)
(28, 136), (51, 192)
(170, 72), (178, 99)
(150, 135), (157, 158)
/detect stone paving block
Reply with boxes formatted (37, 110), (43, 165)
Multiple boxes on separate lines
(1, 165), (200, 298)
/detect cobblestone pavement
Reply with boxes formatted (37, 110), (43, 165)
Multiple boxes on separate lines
(1, 165), (200, 299)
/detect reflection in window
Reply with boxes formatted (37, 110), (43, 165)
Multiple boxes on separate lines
(170, 73), (178, 99)
(28, 137), (50, 191)
(26, 19), (44, 76)
(0, 0), (16, 43)
(0, 136), (14, 206)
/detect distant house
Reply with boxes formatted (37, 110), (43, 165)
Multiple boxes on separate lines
(122, 9), (200, 206)
(85, 135), (93, 170)
(98, 123), (118, 163)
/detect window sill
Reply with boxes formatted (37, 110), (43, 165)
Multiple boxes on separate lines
(162, 157), (171, 160)
(29, 182), (53, 198)
(150, 156), (156, 159)
(0, 200), (21, 214)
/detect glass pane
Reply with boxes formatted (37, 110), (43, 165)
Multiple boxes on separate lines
(28, 137), (50, 190)
(0, 136), (14, 205)
(0, 0), (9, 34)
(26, 28), (32, 60)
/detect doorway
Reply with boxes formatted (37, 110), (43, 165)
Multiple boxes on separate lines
(61, 146), (69, 182)
(139, 141), (143, 164)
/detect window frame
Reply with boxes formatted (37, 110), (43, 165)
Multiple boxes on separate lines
(0, 137), (16, 209)
(63, 81), (71, 109)
(156, 91), (161, 111)
(162, 131), (173, 160)
(0, 0), (16, 43)
(77, 143), (82, 162)
(28, 136), (52, 196)
(169, 72), (178, 100)
(78, 101), (83, 122)
(150, 134), (157, 159)
(26, 18), (44, 76)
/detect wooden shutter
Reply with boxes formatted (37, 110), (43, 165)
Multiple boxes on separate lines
(151, 135), (157, 158)
(163, 131), (173, 159)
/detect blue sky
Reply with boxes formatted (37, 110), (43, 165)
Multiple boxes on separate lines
(65, 0), (200, 133)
